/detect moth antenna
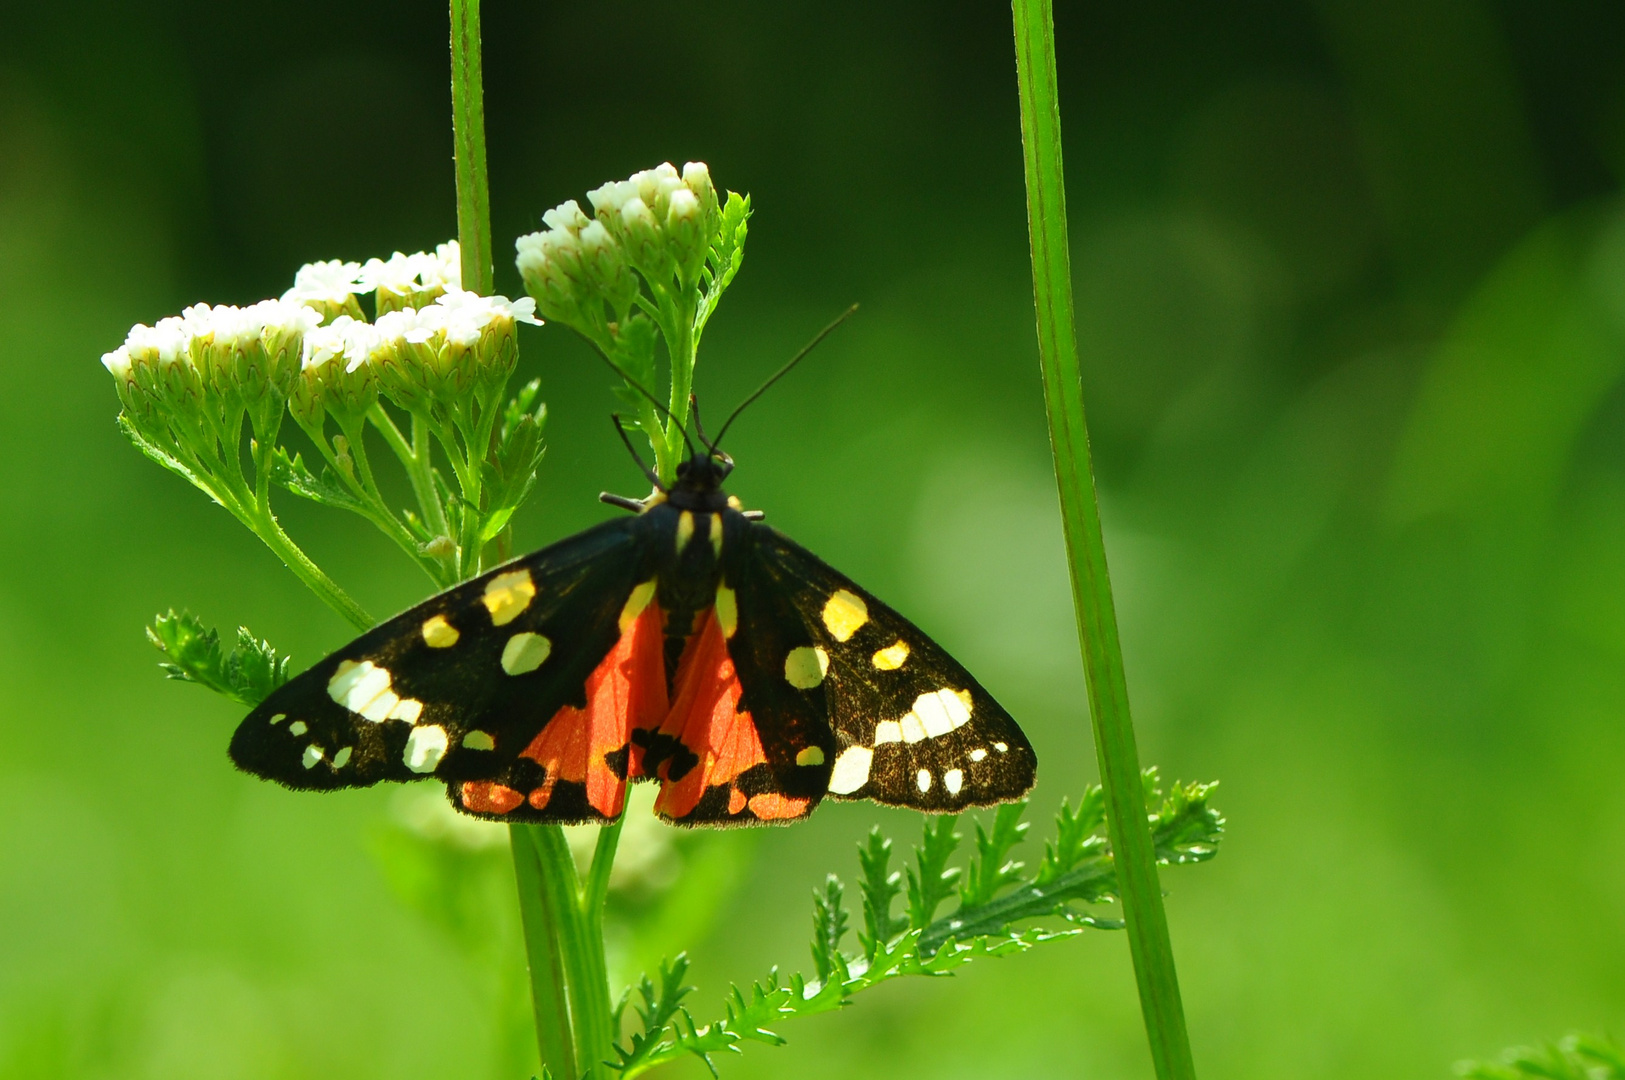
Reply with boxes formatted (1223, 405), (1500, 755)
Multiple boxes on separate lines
(690, 394), (718, 455)
(590, 351), (698, 460)
(712, 303), (858, 448)
(609, 413), (664, 490)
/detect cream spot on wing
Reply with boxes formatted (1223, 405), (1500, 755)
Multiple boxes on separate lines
(916, 768), (932, 792)
(795, 746), (825, 767)
(501, 632), (552, 675)
(970, 747), (988, 762)
(709, 511), (724, 557)
(715, 584), (738, 639)
(288, 720), (308, 737)
(827, 746), (873, 794)
(620, 578), (657, 632)
(269, 713), (286, 725)
(302, 744), (324, 769)
(482, 569), (537, 626)
(912, 688), (973, 738)
(899, 713), (927, 744)
(871, 640), (910, 670)
(404, 725), (449, 773)
(943, 768), (964, 795)
(675, 510), (695, 552)
(327, 659), (399, 720)
(874, 720), (903, 745)
(994, 741), (1008, 753)
(783, 646), (829, 690)
(421, 614), (459, 648)
(462, 730), (496, 751)
(331, 746), (353, 769)
(727, 495), (742, 510)
(821, 589), (869, 642)
(387, 698), (423, 723)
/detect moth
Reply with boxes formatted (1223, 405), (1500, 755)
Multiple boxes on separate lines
(231, 411), (1037, 825)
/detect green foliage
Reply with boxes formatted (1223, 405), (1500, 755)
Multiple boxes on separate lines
(146, 609), (290, 708)
(1458, 1032), (1625, 1079)
(610, 773), (1224, 1077)
(695, 192), (751, 343)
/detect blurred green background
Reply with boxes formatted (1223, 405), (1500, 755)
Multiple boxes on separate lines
(4, 0), (1625, 1077)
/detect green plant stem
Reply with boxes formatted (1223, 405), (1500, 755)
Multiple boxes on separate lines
(1010, 3), (1197, 1079)
(527, 824), (615, 1080)
(450, 0), (493, 297)
(511, 825), (578, 1080)
(248, 507), (375, 631)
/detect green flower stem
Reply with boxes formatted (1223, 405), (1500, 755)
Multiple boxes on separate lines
(246, 501), (374, 631)
(450, 0), (493, 297)
(511, 826), (578, 1080)
(526, 824), (616, 1080)
(1011, 3), (1197, 1079)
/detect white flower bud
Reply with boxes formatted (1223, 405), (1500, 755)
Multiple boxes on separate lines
(542, 199), (590, 235)
(282, 260), (366, 305)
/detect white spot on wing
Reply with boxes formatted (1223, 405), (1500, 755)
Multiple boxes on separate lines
(501, 632), (552, 675)
(302, 744), (324, 769)
(331, 746), (353, 769)
(944, 768), (964, 795)
(482, 569), (537, 626)
(288, 720), (308, 737)
(783, 646), (829, 689)
(387, 698), (423, 723)
(827, 746), (873, 794)
(970, 748), (988, 762)
(912, 689), (972, 738)
(916, 768), (932, 792)
(821, 590), (868, 642)
(994, 741), (1008, 753)
(874, 720), (903, 745)
(899, 713), (927, 744)
(327, 659), (400, 721)
(269, 713), (286, 725)
(404, 725), (449, 773)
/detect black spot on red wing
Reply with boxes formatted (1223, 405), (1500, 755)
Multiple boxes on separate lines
(604, 743), (631, 781)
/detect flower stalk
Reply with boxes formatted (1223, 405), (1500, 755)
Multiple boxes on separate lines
(1011, 2), (1199, 1078)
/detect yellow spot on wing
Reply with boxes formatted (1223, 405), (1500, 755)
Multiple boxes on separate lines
(821, 589), (868, 642)
(675, 510), (695, 552)
(482, 569), (537, 626)
(331, 746), (353, 768)
(796, 746), (825, 766)
(709, 512), (724, 556)
(620, 579), (657, 632)
(462, 730), (496, 751)
(501, 632), (552, 675)
(421, 614), (459, 648)
(715, 584), (738, 639)
(288, 720), (308, 737)
(872, 640), (909, 670)
(783, 646), (829, 689)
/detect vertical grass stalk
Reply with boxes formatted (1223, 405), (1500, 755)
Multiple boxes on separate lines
(1010, 3), (1199, 1078)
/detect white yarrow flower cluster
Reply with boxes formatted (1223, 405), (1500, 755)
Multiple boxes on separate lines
(105, 242), (541, 427)
(281, 259), (367, 311)
(514, 161), (721, 336)
(363, 241), (464, 313)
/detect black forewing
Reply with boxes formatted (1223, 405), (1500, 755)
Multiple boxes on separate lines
(739, 523), (1036, 812)
(229, 516), (655, 807)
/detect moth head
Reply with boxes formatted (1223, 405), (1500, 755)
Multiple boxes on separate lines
(675, 448), (734, 489)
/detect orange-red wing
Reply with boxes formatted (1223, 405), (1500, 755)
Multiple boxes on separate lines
(651, 609), (813, 824)
(504, 597), (667, 819)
